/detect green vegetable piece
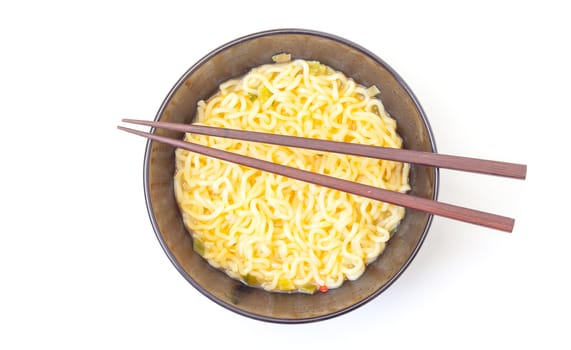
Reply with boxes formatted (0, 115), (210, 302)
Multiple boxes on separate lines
(308, 61), (328, 75)
(242, 274), (260, 286)
(193, 239), (205, 256)
(258, 85), (272, 104)
(371, 105), (380, 116)
(299, 284), (317, 294)
(366, 85), (380, 97)
(272, 53), (291, 63)
(390, 226), (398, 237)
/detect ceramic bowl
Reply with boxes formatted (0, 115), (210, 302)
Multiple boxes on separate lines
(144, 28), (438, 323)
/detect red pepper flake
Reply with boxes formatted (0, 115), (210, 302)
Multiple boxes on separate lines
(319, 285), (328, 293)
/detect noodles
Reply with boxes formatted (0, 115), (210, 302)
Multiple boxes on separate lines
(174, 57), (410, 293)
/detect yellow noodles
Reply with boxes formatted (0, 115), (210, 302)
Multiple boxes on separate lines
(174, 58), (410, 293)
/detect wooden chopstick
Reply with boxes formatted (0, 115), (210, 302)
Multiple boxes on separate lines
(122, 119), (527, 180)
(118, 125), (515, 232)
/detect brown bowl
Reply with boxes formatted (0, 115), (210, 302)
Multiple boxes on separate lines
(144, 28), (438, 323)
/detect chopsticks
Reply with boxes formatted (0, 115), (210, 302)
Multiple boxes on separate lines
(123, 119), (527, 179)
(118, 119), (525, 233)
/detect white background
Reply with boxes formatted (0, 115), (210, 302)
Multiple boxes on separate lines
(1, 1), (569, 349)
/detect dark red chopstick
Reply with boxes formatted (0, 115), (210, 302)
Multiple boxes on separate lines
(122, 118), (527, 180)
(118, 125), (515, 232)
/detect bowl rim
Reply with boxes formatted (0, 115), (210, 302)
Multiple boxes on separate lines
(143, 28), (440, 323)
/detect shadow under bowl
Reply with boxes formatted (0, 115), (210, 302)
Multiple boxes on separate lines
(144, 28), (439, 323)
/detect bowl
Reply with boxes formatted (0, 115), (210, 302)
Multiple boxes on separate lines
(144, 28), (438, 323)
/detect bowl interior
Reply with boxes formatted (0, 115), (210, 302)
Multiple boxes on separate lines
(144, 29), (438, 323)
